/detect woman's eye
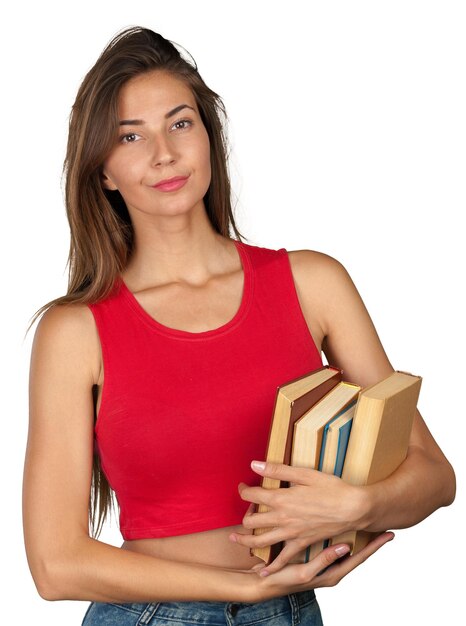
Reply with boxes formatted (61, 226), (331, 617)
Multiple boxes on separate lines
(172, 119), (193, 131)
(120, 132), (141, 144)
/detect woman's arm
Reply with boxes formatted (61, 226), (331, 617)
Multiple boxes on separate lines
(23, 301), (384, 603)
(22, 304), (249, 602)
(229, 251), (456, 573)
(314, 252), (456, 526)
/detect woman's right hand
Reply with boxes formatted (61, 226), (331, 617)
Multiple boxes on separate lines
(248, 531), (394, 602)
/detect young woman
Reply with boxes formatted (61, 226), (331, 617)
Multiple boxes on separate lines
(22, 26), (456, 625)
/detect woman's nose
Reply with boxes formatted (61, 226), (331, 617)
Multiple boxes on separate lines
(149, 135), (178, 167)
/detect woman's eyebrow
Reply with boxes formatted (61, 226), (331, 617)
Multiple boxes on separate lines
(119, 103), (196, 126)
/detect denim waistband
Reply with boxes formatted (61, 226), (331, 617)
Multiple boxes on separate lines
(81, 588), (322, 626)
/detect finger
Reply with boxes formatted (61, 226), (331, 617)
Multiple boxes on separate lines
(259, 542), (353, 581)
(250, 460), (320, 486)
(243, 502), (256, 518)
(257, 538), (311, 575)
(337, 532), (395, 571)
(241, 509), (281, 530)
(303, 543), (353, 580)
(249, 563), (265, 572)
(314, 532), (395, 586)
(237, 482), (278, 507)
(229, 526), (286, 549)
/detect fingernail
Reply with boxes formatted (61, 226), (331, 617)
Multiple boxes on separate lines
(229, 534), (237, 542)
(335, 545), (351, 557)
(251, 460), (266, 471)
(259, 569), (269, 577)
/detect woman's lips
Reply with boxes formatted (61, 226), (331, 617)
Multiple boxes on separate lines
(152, 176), (189, 192)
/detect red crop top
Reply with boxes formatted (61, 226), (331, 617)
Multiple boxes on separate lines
(88, 239), (323, 540)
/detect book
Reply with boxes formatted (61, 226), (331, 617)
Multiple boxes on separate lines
(250, 365), (343, 564)
(301, 400), (356, 562)
(291, 382), (360, 471)
(330, 370), (422, 555)
(320, 402), (356, 477)
(289, 384), (360, 563)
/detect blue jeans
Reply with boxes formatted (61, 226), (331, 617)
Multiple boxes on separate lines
(80, 589), (323, 625)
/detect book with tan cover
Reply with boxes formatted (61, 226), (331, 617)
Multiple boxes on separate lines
(301, 400), (357, 562)
(250, 365), (342, 564)
(330, 370), (422, 554)
(291, 382), (361, 470)
(290, 382), (361, 563)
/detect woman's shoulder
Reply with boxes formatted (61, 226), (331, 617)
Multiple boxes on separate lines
(285, 249), (363, 337)
(33, 302), (101, 385)
(286, 249), (353, 286)
(35, 301), (97, 340)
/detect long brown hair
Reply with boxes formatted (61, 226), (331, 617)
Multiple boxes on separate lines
(26, 26), (248, 539)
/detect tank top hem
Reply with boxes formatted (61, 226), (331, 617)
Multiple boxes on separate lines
(120, 512), (248, 540)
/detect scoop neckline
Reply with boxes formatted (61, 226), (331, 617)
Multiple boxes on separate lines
(117, 239), (253, 340)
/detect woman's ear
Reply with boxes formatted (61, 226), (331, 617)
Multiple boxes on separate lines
(101, 170), (118, 191)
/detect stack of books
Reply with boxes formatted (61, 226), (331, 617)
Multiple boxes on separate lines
(251, 366), (422, 565)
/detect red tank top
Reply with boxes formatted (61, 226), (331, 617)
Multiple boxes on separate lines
(89, 239), (323, 540)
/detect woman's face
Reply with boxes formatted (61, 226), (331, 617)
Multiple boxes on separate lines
(102, 70), (211, 221)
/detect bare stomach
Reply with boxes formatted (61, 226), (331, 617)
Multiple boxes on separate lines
(120, 523), (265, 570)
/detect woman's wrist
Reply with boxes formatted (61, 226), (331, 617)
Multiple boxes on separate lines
(221, 568), (263, 603)
(352, 484), (378, 532)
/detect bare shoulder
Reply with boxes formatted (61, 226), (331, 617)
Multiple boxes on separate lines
(32, 302), (101, 386)
(287, 249), (359, 315)
(288, 250), (366, 350)
(287, 248), (393, 386)
(286, 249), (351, 285)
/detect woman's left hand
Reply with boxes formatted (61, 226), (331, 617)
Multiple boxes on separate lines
(229, 460), (371, 575)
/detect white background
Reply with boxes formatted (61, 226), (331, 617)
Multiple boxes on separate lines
(2, 1), (464, 624)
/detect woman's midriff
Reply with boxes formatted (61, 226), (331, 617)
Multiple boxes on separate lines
(120, 525), (265, 569)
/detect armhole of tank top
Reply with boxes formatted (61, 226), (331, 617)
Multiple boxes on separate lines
(278, 247), (323, 365)
(87, 304), (110, 435)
